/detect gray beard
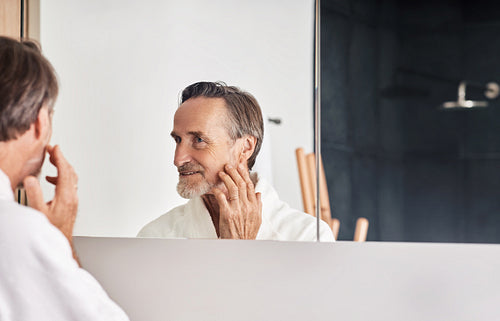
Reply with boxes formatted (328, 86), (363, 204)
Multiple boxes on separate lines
(176, 177), (213, 199)
(176, 162), (219, 199)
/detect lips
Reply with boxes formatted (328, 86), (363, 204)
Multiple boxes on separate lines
(178, 164), (203, 177)
(179, 171), (200, 176)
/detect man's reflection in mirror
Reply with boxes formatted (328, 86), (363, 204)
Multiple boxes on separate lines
(138, 82), (333, 241)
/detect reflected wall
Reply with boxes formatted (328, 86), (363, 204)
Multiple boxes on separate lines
(40, 0), (315, 236)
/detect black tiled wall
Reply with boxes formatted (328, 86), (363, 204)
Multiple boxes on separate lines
(321, 0), (500, 242)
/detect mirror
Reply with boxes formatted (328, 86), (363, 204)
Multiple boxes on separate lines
(321, 0), (500, 242)
(39, 0), (318, 237)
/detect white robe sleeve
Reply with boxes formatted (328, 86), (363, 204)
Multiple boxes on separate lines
(0, 203), (129, 321)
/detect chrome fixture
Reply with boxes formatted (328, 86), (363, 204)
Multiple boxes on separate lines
(440, 81), (499, 109)
(267, 117), (282, 125)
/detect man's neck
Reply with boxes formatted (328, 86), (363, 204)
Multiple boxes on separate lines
(201, 194), (221, 237)
(0, 142), (29, 191)
(201, 172), (259, 238)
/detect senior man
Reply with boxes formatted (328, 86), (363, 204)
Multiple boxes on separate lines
(0, 36), (128, 320)
(138, 81), (334, 241)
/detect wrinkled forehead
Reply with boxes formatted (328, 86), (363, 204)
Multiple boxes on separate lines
(173, 96), (230, 135)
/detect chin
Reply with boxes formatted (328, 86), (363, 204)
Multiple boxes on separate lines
(176, 179), (213, 199)
(27, 160), (43, 178)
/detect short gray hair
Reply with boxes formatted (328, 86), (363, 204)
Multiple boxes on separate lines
(0, 36), (58, 141)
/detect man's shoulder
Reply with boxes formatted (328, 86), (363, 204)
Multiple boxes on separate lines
(0, 199), (54, 238)
(0, 199), (76, 268)
(136, 200), (195, 237)
(0, 199), (129, 320)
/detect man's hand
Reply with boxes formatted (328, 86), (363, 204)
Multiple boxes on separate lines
(213, 164), (262, 239)
(23, 145), (79, 246)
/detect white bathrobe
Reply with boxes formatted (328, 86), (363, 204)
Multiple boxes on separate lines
(138, 177), (335, 241)
(0, 170), (129, 321)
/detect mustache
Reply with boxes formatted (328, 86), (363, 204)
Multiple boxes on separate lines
(177, 163), (204, 173)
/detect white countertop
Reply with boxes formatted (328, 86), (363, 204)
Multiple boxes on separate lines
(74, 237), (500, 321)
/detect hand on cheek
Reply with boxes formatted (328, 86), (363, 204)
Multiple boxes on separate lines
(212, 164), (262, 239)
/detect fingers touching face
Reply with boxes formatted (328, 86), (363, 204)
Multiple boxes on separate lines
(218, 164), (255, 201)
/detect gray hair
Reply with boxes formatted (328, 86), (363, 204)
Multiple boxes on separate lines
(0, 36), (58, 141)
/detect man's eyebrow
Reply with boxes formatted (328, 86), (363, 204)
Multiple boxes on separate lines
(170, 131), (207, 138)
(188, 131), (205, 137)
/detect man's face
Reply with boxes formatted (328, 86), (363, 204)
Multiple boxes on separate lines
(171, 97), (240, 199)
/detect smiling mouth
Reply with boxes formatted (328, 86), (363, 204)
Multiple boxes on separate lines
(179, 171), (201, 176)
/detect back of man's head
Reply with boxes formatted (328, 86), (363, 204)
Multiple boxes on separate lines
(180, 81), (264, 170)
(0, 36), (58, 142)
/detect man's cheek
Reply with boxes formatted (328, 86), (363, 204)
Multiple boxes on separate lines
(216, 181), (229, 196)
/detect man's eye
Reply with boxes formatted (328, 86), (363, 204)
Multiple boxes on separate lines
(173, 137), (181, 143)
(195, 137), (204, 143)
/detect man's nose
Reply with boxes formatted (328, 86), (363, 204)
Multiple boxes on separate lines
(173, 143), (192, 167)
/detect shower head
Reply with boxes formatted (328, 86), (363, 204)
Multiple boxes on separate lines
(440, 81), (495, 110)
(441, 100), (488, 109)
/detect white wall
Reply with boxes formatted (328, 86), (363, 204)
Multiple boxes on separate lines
(40, 0), (314, 236)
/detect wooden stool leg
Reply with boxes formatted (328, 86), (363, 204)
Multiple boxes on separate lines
(295, 148), (314, 216)
(354, 217), (369, 242)
(331, 218), (340, 241)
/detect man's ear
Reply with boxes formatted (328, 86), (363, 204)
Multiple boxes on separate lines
(239, 135), (257, 165)
(33, 107), (51, 142)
